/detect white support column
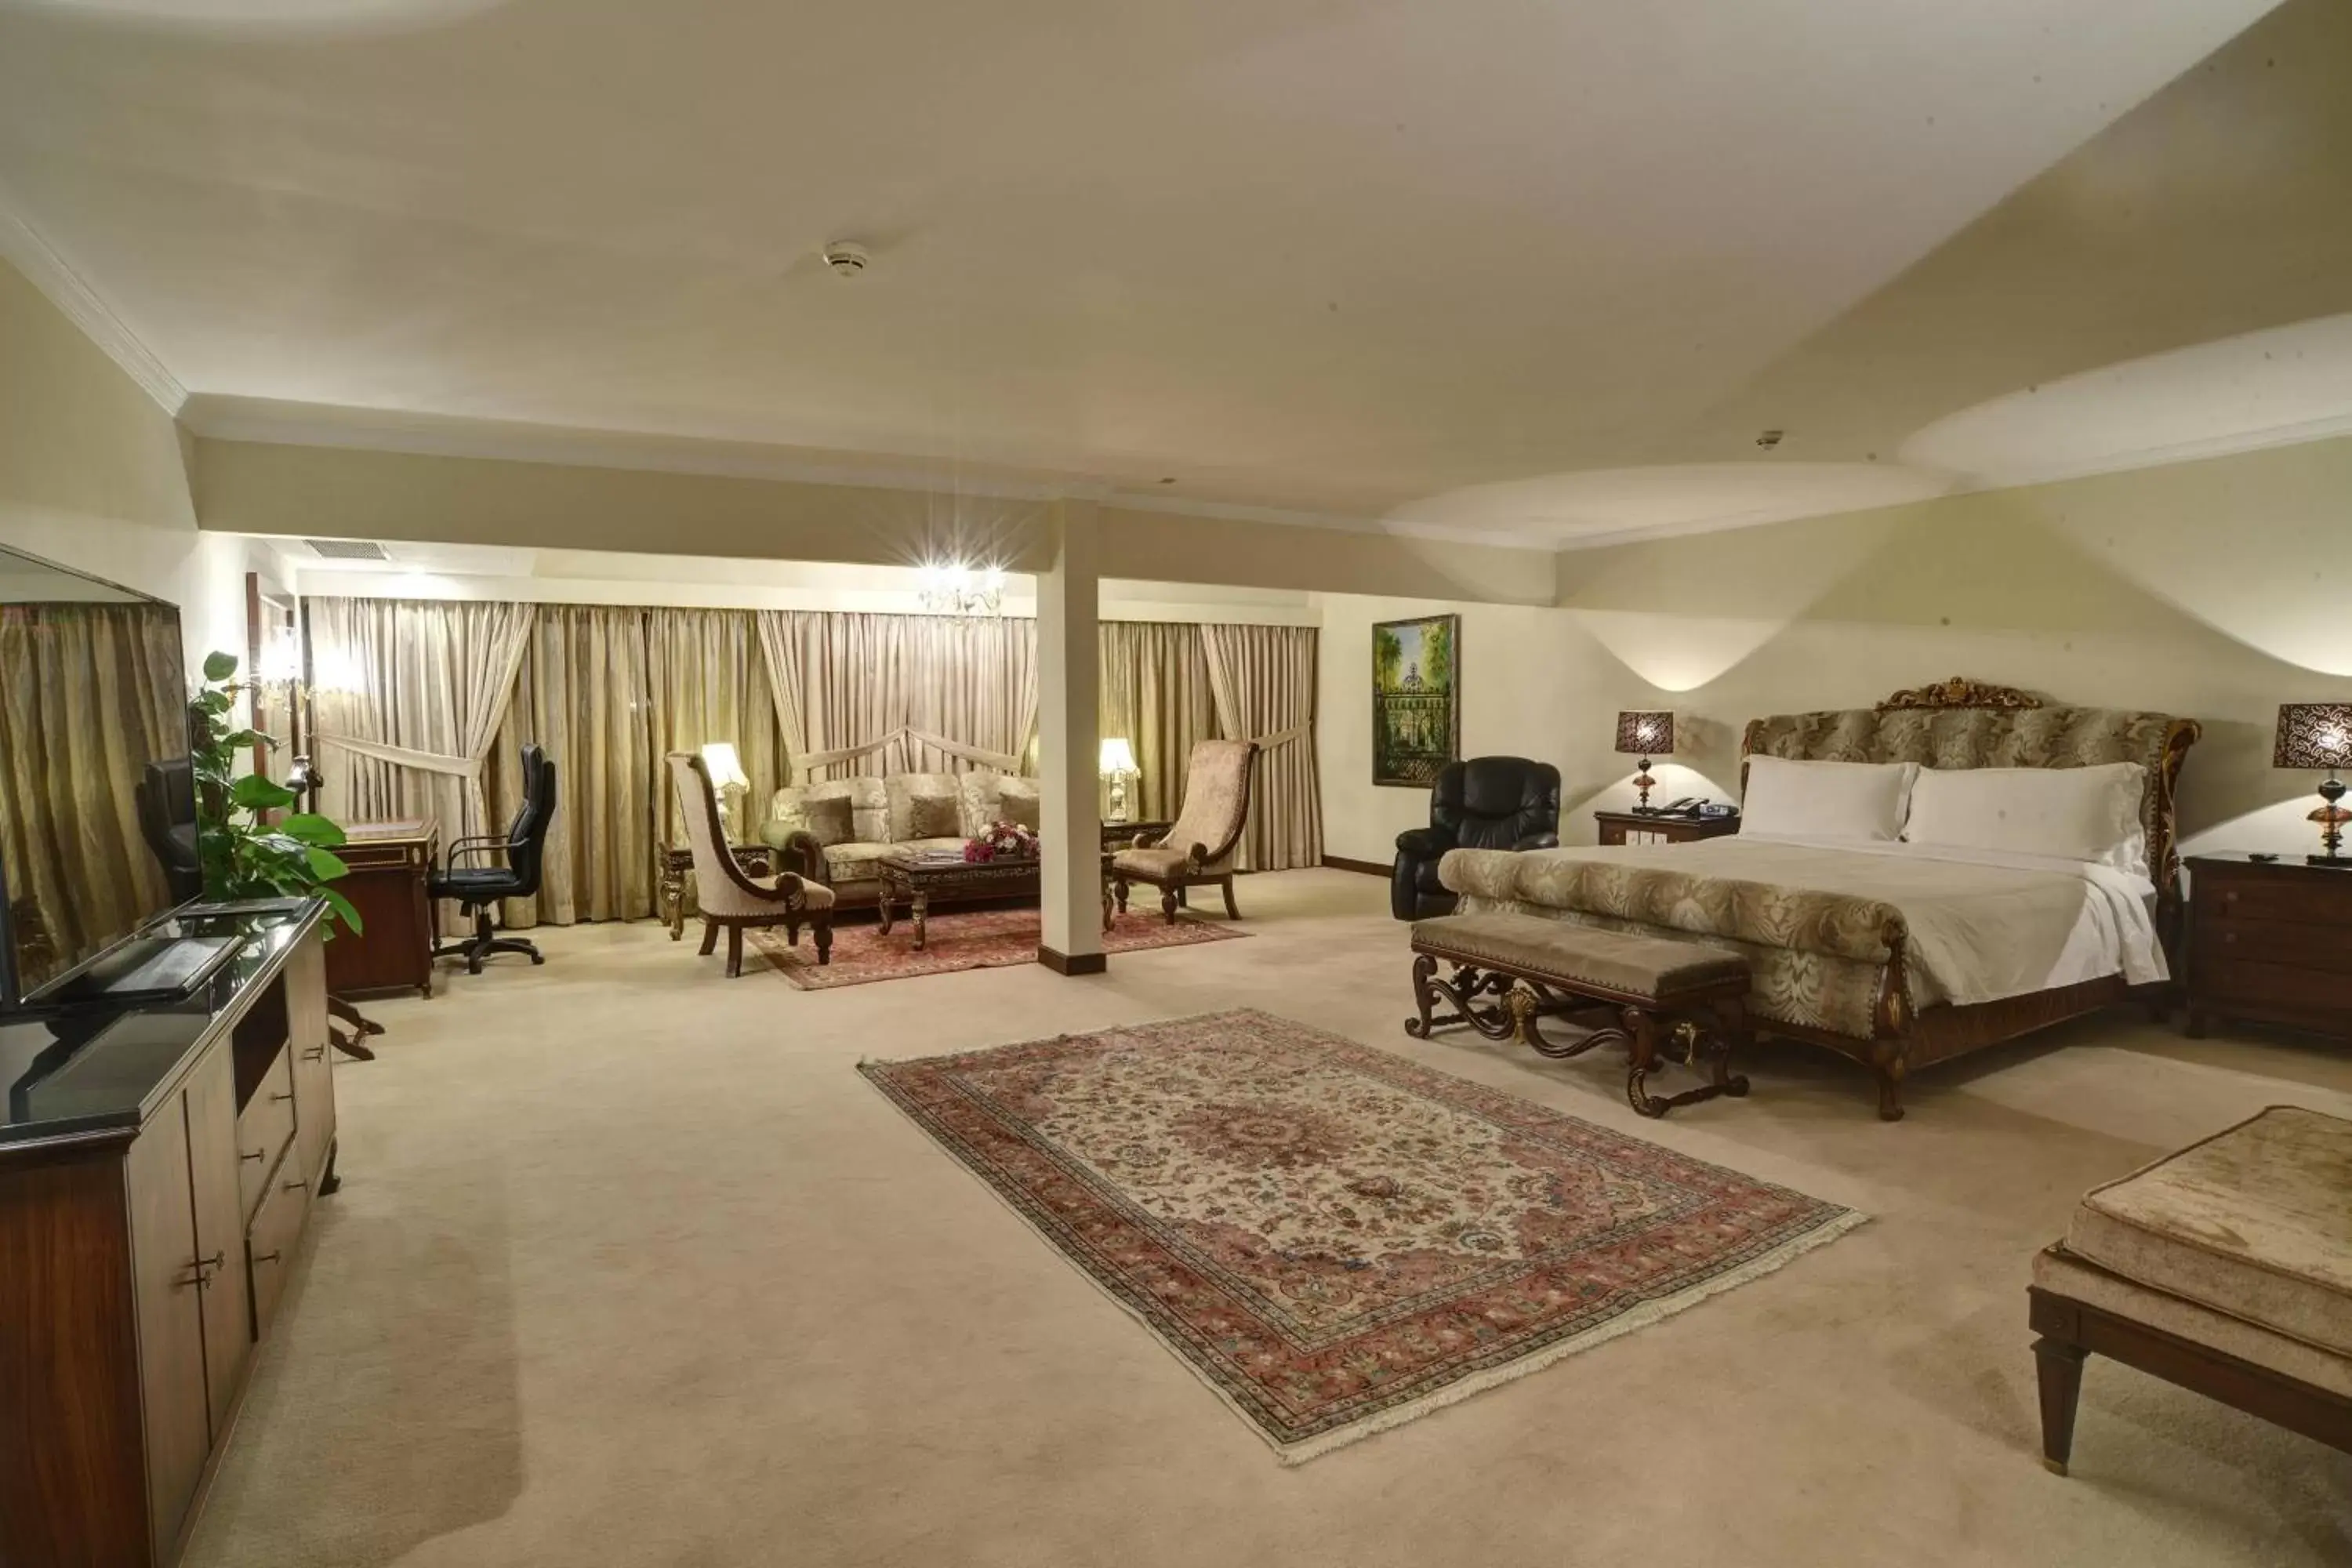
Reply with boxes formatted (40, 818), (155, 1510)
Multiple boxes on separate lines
(1036, 499), (1103, 974)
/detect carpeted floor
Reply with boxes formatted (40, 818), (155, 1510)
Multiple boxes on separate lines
(749, 902), (1244, 987)
(184, 871), (2352, 1567)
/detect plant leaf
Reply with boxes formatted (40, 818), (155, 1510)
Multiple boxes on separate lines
(303, 846), (350, 882)
(230, 775), (300, 810)
(201, 650), (238, 682)
(318, 885), (365, 935)
(276, 813), (347, 847)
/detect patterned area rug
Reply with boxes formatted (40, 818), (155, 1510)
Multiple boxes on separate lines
(750, 906), (1247, 989)
(862, 1010), (1864, 1461)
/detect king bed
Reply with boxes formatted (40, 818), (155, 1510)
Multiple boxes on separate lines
(1437, 679), (2201, 1120)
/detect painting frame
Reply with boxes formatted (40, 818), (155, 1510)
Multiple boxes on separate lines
(1371, 613), (1460, 788)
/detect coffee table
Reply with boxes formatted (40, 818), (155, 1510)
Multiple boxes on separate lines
(876, 847), (1114, 952)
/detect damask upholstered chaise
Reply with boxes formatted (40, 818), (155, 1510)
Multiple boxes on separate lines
(1111, 739), (1258, 924)
(668, 752), (835, 977)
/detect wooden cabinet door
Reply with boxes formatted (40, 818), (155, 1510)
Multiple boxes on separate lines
(285, 935), (337, 1187)
(125, 1094), (212, 1559)
(182, 1045), (254, 1435)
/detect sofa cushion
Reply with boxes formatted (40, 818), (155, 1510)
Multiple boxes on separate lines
(800, 794), (856, 848)
(819, 841), (892, 886)
(885, 772), (964, 843)
(1113, 845), (1193, 881)
(1410, 912), (1751, 1000)
(771, 777), (888, 847)
(906, 792), (963, 840)
(2066, 1105), (2352, 1357)
(960, 770), (1040, 835)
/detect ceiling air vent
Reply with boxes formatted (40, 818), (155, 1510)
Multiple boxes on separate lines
(303, 539), (390, 561)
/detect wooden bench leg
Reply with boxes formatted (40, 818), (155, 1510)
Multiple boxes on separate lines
(2034, 1337), (2088, 1476)
(1628, 1001), (1750, 1118)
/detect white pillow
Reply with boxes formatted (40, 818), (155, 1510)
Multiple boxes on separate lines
(1740, 756), (1918, 844)
(1903, 762), (2147, 875)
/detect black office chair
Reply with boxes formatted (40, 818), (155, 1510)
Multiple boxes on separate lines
(136, 757), (205, 904)
(1391, 756), (1562, 920)
(430, 744), (557, 975)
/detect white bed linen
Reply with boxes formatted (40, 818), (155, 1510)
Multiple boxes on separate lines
(1524, 837), (2166, 1006)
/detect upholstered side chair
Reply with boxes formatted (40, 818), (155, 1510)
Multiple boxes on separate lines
(1391, 756), (1562, 920)
(1110, 738), (1258, 924)
(666, 752), (835, 977)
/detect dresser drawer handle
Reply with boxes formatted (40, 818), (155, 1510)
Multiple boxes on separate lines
(252, 1250), (282, 1266)
(271, 1090), (296, 1103)
(2221, 931), (2237, 945)
(2223, 890), (2239, 903)
(241, 1149), (266, 1163)
(302, 1046), (327, 1062)
(283, 1178), (310, 1192)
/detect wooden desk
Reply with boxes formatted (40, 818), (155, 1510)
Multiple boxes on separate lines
(325, 818), (438, 999)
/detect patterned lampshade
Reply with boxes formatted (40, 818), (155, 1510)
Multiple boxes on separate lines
(1614, 710), (1674, 757)
(2274, 703), (2352, 770)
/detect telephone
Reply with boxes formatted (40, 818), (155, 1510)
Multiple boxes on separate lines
(1658, 797), (1740, 820)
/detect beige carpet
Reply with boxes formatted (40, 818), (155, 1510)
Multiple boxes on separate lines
(185, 872), (2352, 1567)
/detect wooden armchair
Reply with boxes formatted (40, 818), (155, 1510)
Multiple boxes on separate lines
(1109, 739), (1258, 924)
(666, 753), (835, 977)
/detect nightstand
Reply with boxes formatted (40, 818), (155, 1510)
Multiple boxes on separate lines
(1593, 811), (1740, 847)
(2185, 854), (2352, 1041)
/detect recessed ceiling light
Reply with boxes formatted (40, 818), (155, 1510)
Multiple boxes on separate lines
(1755, 429), (1785, 450)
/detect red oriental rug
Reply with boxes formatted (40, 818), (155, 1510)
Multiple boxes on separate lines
(861, 1011), (1864, 1461)
(749, 906), (1246, 989)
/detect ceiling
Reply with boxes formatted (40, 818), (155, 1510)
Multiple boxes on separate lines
(2, 0), (2343, 546)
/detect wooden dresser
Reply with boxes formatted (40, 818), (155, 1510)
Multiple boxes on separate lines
(0, 902), (336, 1566)
(2185, 854), (2352, 1041)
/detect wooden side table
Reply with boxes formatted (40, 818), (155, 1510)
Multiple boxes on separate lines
(1593, 811), (1740, 847)
(1102, 819), (1172, 851)
(661, 843), (779, 940)
(2184, 853), (2352, 1040)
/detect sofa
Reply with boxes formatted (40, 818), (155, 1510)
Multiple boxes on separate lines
(761, 769), (1040, 908)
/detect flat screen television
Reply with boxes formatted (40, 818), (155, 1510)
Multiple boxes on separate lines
(0, 543), (205, 1011)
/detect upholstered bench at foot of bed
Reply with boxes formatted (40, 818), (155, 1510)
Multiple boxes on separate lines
(2027, 1105), (2352, 1476)
(1406, 912), (1755, 1117)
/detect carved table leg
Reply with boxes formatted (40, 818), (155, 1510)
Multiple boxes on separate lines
(1406, 953), (1441, 1038)
(812, 913), (834, 967)
(877, 890), (895, 937)
(912, 891), (930, 952)
(1711, 995), (1752, 1099)
(662, 862), (687, 941)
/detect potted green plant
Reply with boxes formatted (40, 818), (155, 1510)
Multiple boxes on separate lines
(190, 651), (363, 935)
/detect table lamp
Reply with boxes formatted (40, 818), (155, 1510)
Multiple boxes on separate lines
(1614, 711), (1675, 813)
(2274, 702), (2352, 865)
(1099, 737), (1138, 825)
(700, 741), (751, 840)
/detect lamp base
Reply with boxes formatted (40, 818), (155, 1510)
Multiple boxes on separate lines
(2307, 855), (2350, 869)
(1632, 760), (1657, 813)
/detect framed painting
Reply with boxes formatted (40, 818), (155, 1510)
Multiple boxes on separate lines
(1372, 614), (1459, 787)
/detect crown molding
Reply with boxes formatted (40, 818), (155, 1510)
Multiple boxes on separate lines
(0, 190), (186, 416)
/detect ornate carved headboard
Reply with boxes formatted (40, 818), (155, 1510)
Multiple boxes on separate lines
(1739, 677), (2202, 903)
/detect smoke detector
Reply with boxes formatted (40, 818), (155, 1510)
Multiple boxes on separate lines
(1754, 429), (1785, 450)
(822, 241), (871, 278)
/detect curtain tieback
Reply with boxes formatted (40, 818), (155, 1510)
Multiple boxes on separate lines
(1244, 722), (1312, 752)
(315, 732), (482, 780)
(791, 725), (1024, 782)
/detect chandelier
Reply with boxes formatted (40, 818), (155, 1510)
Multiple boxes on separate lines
(917, 562), (1007, 616)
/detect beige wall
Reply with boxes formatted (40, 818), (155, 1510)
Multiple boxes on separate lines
(1316, 435), (2352, 866)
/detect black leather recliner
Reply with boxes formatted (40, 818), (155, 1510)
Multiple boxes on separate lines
(1391, 757), (1562, 920)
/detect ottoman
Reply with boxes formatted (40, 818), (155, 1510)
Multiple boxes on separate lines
(2027, 1105), (2352, 1474)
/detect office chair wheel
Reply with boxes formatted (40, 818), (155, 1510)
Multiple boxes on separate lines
(530, 951), (545, 965)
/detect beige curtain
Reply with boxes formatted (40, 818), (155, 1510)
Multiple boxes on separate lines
(1098, 622), (1218, 823)
(1201, 623), (1323, 871)
(756, 610), (1038, 781)
(308, 597), (535, 847)
(646, 608), (784, 851)
(0, 603), (183, 992)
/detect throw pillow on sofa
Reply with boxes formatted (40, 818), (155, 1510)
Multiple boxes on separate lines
(800, 794), (856, 847)
(907, 793), (963, 840)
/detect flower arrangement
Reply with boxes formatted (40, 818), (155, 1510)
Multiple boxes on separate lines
(964, 818), (1040, 862)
